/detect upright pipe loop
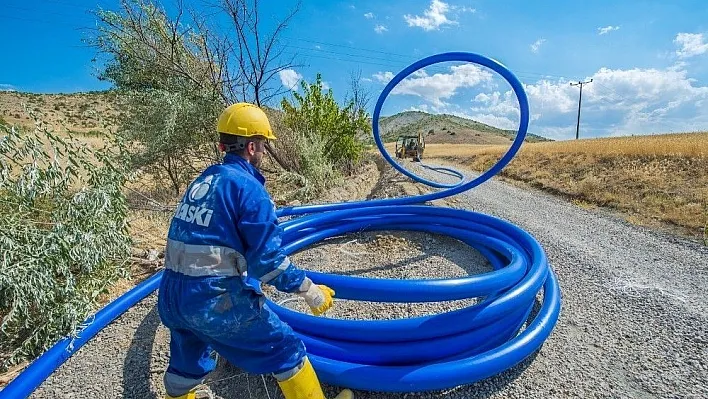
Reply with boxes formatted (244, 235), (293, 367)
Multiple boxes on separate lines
(0, 52), (560, 398)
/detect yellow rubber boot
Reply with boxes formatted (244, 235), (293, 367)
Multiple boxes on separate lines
(165, 392), (196, 399)
(333, 389), (354, 399)
(277, 358), (354, 399)
(164, 385), (214, 399)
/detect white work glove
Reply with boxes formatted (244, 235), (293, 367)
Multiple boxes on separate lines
(296, 277), (335, 316)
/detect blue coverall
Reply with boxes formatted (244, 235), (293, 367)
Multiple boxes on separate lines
(157, 153), (308, 392)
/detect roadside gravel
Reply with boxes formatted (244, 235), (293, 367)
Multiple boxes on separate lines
(25, 159), (708, 399)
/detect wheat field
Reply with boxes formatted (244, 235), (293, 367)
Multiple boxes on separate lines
(424, 132), (708, 158)
(423, 132), (708, 240)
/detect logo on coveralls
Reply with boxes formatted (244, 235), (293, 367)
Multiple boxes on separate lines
(174, 175), (214, 227)
(188, 175), (213, 201)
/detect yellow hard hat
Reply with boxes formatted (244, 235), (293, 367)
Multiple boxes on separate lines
(217, 102), (276, 140)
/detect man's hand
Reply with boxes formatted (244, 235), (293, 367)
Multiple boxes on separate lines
(297, 278), (335, 315)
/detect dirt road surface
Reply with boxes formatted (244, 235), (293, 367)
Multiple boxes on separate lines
(25, 159), (708, 399)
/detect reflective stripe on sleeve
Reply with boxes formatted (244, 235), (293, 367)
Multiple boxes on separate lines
(259, 257), (292, 283)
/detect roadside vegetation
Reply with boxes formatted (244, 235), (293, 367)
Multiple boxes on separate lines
(0, 119), (131, 372)
(0, 0), (370, 376)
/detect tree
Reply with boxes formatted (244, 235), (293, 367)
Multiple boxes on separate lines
(346, 69), (372, 117)
(220, 0), (302, 170)
(281, 74), (370, 171)
(220, 0), (302, 107)
(92, 0), (301, 193)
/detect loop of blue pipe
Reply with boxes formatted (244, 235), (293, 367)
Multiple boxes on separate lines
(276, 52), (529, 219)
(0, 52), (560, 398)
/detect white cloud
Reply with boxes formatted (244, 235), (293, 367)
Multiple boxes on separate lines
(474, 93), (491, 103)
(458, 6), (476, 13)
(0, 84), (16, 92)
(530, 38), (546, 53)
(461, 64), (708, 138)
(405, 104), (430, 113)
(674, 33), (708, 58)
(321, 81), (331, 91)
(598, 25), (620, 35)
(373, 71), (395, 83)
(468, 113), (518, 130)
(278, 69), (302, 90)
(362, 77), (373, 82)
(364, 12), (374, 19)
(376, 64), (493, 108)
(314, 45), (321, 50)
(374, 25), (388, 34)
(404, 0), (457, 31)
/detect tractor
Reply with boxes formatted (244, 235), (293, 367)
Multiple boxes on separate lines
(395, 132), (425, 161)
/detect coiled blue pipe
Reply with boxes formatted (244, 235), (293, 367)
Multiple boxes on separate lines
(0, 52), (561, 397)
(272, 207), (560, 392)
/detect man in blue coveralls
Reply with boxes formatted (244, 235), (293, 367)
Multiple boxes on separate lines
(157, 103), (353, 399)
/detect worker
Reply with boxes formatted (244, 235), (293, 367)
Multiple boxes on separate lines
(157, 102), (353, 399)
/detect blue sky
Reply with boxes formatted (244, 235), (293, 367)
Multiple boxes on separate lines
(2, 0), (708, 139)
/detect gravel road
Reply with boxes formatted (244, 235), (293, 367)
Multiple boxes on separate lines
(26, 159), (708, 399)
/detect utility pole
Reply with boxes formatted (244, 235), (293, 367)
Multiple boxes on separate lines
(570, 79), (592, 139)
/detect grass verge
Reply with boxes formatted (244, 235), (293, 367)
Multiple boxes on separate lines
(424, 133), (708, 241)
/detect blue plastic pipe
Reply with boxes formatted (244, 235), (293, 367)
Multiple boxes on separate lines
(0, 271), (164, 398)
(0, 52), (561, 398)
(269, 205), (560, 392)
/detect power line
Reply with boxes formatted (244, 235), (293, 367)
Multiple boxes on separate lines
(593, 81), (630, 104)
(7, 2), (621, 111)
(280, 50), (459, 75)
(9, 1), (578, 83)
(284, 37), (578, 81)
(43, 0), (94, 10)
(3, 4), (93, 19)
(284, 37), (577, 80)
(570, 79), (593, 139)
(282, 36), (413, 60)
(0, 14), (91, 29)
(0, 1), (589, 83)
(282, 44), (415, 65)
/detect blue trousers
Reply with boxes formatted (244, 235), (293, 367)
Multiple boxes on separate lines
(157, 270), (306, 393)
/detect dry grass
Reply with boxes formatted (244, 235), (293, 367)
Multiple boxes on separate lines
(428, 133), (708, 240)
(0, 91), (119, 141)
(425, 132), (708, 158)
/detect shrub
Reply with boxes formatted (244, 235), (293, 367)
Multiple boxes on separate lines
(281, 74), (370, 173)
(276, 131), (342, 202)
(0, 119), (131, 371)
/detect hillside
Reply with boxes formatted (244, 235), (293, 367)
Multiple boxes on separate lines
(0, 91), (119, 139)
(2, 93), (551, 147)
(377, 111), (551, 145)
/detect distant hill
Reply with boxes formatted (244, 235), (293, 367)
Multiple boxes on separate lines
(377, 111), (551, 144)
(1, 92), (550, 146)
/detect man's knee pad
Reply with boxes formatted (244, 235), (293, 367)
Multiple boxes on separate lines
(164, 371), (206, 397)
(273, 357), (306, 381)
